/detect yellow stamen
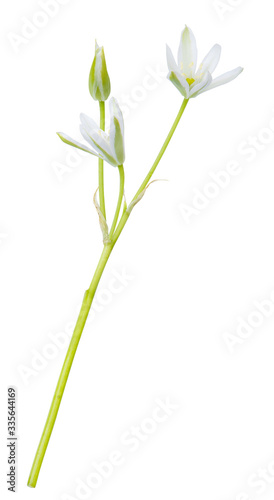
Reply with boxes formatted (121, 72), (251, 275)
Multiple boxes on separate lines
(186, 77), (195, 85)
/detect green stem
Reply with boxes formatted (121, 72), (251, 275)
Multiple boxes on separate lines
(133, 98), (189, 202)
(98, 101), (106, 219)
(27, 243), (114, 488)
(27, 98), (188, 488)
(109, 165), (125, 239)
(112, 98), (189, 244)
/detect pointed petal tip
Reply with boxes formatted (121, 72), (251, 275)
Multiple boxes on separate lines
(110, 96), (120, 106)
(183, 24), (193, 34)
(234, 66), (244, 77)
(109, 96), (120, 110)
(166, 45), (178, 72)
(198, 43), (222, 76)
(79, 112), (98, 129)
(109, 97), (115, 113)
(57, 132), (67, 140)
(109, 97), (123, 117)
(231, 66), (244, 76)
(80, 113), (88, 127)
(214, 43), (222, 54)
(199, 65), (244, 95)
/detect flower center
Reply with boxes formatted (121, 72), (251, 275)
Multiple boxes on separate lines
(186, 77), (195, 85)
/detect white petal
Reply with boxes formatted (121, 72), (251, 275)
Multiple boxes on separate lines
(178, 25), (197, 78)
(167, 71), (189, 98)
(80, 126), (112, 156)
(109, 97), (125, 165)
(57, 132), (97, 155)
(80, 113), (99, 134)
(197, 44), (221, 77)
(166, 44), (178, 73)
(189, 71), (212, 98)
(109, 97), (124, 136)
(80, 113), (109, 144)
(80, 125), (118, 167)
(200, 66), (243, 94)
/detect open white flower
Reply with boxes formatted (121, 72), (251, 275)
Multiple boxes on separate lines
(57, 97), (125, 167)
(166, 26), (243, 99)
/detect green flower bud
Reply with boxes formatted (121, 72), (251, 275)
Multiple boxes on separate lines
(89, 41), (111, 102)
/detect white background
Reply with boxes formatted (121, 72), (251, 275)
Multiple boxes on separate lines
(1, 0), (274, 499)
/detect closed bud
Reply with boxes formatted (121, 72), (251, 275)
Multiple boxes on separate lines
(89, 41), (111, 101)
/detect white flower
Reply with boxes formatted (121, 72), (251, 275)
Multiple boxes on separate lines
(166, 26), (243, 99)
(57, 97), (125, 167)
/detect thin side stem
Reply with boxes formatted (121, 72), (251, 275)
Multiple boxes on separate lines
(112, 98), (189, 244)
(109, 165), (125, 239)
(98, 101), (106, 219)
(133, 98), (189, 202)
